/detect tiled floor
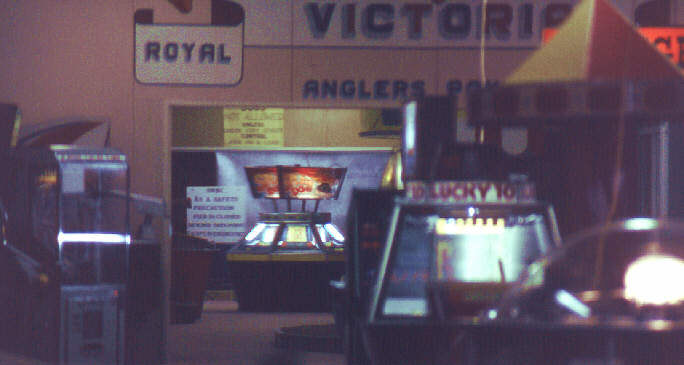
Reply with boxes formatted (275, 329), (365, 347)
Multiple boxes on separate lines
(166, 300), (345, 365)
(0, 300), (345, 365)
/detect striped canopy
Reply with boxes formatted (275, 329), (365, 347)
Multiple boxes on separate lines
(468, 0), (684, 126)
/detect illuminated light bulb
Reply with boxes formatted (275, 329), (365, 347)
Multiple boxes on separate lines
(244, 223), (265, 242)
(316, 225), (327, 242)
(262, 225), (277, 243)
(324, 223), (345, 242)
(468, 207), (476, 217)
(624, 254), (684, 306)
(555, 289), (591, 318)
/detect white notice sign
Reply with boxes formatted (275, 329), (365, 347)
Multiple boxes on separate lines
(186, 186), (247, 243)
(135, 24), (243, 85)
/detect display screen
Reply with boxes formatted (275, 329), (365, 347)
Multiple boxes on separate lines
(285, 225), (308, 242)
(278, 224), (316, 249)
(381, 207), (434, 317)
(377, 204), (558, 318)
(245, 166), (346, 200)
(280, 166), (346, 200)
(244, 166), (279, 198)
(429, 207), (557, 318)
(433, 214), (549, 283)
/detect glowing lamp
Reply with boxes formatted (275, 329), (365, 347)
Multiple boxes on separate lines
(624, 254), (684, 307)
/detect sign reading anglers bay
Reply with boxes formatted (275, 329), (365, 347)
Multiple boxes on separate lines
(134, 3), (244, 86)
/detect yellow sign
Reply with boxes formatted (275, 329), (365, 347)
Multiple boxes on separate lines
(285, 225), (308, 243)
(223, 108), (284, 147)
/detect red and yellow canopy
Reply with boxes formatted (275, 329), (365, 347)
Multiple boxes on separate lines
(468, 0), (684, 126)
(507, 0), (682, 84)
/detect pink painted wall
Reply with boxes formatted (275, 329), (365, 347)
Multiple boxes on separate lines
(0, 0), (135, 159)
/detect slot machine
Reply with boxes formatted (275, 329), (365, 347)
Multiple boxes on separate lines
(0, 145), (130, 364)
(362, 96), (561, 365)
(226, 165), (347, 311)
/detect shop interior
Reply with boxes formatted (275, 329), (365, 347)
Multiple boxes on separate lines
(0, 0), (682, 364)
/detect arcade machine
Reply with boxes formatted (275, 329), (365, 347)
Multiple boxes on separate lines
(362, 96), (562, 365)
(0, 141), (130, 364)
(340, 188), (400, 364)
(226, 165), (347, 311)
(455, 0), (684, 361)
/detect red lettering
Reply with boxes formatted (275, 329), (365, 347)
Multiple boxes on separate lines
(520, 184), (536, 200)
(429, 183), (439, 199)
(439, 182), (452, 199)
(412, 183), (425, 199)
(503, 183), (515, 200)
(494, 182), (503, 199)
(453, 183), (465, 200)
(465, 182), (477, 200)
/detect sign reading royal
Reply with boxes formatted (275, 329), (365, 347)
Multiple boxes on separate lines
(134, 4), (245, 86)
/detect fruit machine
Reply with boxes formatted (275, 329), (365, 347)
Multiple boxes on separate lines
(469, 217), (684, 365)
(364, 177), (561, 365)
(0, 145), (130, 364)
(226, 165), (347, 311)
(361, 96), (561, 365)
(338, 188), (401, 364)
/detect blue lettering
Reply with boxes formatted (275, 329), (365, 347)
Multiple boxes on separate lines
(393, 80), (409, 100)
(302, 79), (429, 100)
(199, 44), (215, 63)
(374, 80), (390, 99)
(410, 80), (425, 98)
(322, 80), (337, 99)
(145, 42), (160, 61)
(362, 4), (393, 39)
(304, 3), (335, 39)
(485, 4), (513, 40)
(341, 80), (355, 99)
(303, 80), (319, 99)
(401, 4), (432, 40)
(182, 43), (195, 62)
(164, 43), (178, 62)
(218, 45), (231, 64)
(358, 80), (371, 99)
(439, 4), (470, 40)
(519, 4), (534, 39)
(341, 4), (356, 39)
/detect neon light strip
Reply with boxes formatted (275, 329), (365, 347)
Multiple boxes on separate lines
(555, 289), (591, 318)
(436, 217), (506, 235)
(58, 232), (130, 244)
